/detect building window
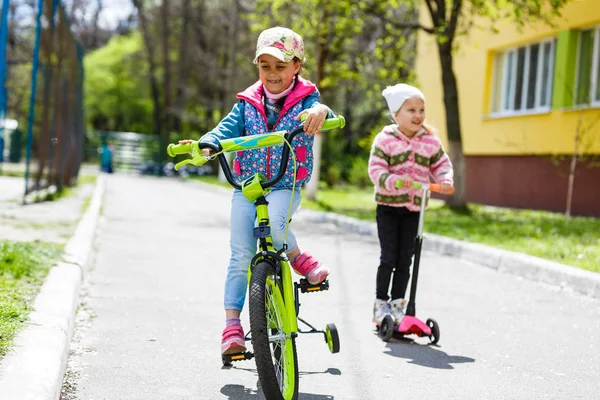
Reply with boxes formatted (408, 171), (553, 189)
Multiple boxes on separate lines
(491, 39), (555, 115)
(575, 27), (600, 106)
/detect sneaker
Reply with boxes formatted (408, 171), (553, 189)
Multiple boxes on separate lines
(291, 251), (329, 285)
(373, 299), (391, 325)
(390, 299), (407, 322)
(221, 324), (247, 355)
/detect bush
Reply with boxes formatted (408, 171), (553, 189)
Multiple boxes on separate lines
(322, 164), (342, 188)
(347, 156), (371, 188)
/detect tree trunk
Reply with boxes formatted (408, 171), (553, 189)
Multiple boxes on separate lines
(565, 113), (583, 218)
(219, 0), (239, 183)
(161, 0), (172, 136)
(172, 0), (191, 133)
(35, 2), (58, 190)
(133, 0), (163, 142)
(91, 0), (103, 49)
(304, 6), (330, 201)
(437, 42), (467, 207)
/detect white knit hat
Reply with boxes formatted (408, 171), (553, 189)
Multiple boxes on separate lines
(382, 84), (426, 117)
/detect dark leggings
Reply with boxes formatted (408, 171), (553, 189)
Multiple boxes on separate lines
(375, 205), (419, 301)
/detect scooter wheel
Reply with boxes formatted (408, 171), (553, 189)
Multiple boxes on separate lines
(426, 318), (440, 344)
(325, 323), (340, 353)
(379, 315), (395, 342)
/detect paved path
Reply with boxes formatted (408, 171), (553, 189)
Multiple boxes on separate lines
(58, 174), (600, 400)
(0, 175), (94, 244)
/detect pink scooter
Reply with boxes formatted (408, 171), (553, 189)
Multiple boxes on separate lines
(378, 182), (453, 344)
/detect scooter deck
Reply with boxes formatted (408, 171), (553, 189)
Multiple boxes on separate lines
(396, 315), (432, 337)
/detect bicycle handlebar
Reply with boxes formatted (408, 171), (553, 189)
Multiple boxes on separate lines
(167, 115), (346, 190)
(396, 180), (455, 195)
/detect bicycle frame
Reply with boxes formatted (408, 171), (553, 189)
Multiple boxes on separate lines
(251, 189), (299, 335)
(167, 116), (345, 329)
(168, 117), (344, 399)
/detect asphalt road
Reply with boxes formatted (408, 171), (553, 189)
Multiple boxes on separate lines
(60, 174), (600, 400)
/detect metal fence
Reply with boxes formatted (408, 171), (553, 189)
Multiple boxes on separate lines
(0, 0), (84, 201)
(86, 130), (165, 175)
(0, 0), (9, 167)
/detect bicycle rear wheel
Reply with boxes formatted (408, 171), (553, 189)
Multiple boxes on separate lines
(249, 261), (298, 400)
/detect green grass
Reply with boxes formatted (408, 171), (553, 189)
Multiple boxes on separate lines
(189, 174), (232, 189)
(300, 186), (600, 273)
(189, 177), (600, 272)
(0, 241), (63, 357)
(0, 170), (25, 178)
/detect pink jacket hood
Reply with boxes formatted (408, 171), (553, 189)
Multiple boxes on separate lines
(236, 76), (317, 119)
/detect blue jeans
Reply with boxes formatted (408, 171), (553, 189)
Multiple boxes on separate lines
(224, 188), (302, 311)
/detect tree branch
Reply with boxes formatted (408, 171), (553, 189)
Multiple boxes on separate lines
(447, 0), (463, 42)
(424, 0), (438, 26)
(391, 21), (435, 34)
(363, 2), (435, 33)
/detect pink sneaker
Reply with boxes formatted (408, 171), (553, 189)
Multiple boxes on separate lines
(221, 325), (247, 355)
(291, 251), (329, 285)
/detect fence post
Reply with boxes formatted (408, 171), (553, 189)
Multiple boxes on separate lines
(0, 0), (10, 167)
(23, 0), (44, 201)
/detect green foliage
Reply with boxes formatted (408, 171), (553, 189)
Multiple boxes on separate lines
(347, 156), (371, 188)
(251, 0), (420, 175)
(84, 33), (154, 133)
(301, 185), (600, 272)
(323, 164), (343, 188)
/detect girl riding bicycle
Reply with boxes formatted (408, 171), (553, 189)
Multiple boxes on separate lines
(180, 26), (334, 355)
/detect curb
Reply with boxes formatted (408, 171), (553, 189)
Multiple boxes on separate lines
(295, 208), (600, 300)
(0, 175), (105, 400)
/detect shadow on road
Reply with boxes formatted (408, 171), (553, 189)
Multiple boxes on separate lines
(383, 337), (475, 369)
(220, 366), (338, 399)
(220, 384), (335, 399)
(300, 367), (342, 376)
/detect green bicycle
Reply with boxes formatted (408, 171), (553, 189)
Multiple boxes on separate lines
(167, 116), (345, 400)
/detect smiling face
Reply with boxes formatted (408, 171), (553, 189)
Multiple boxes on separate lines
(257, 54), (301, 94)
(394, 97), (425, 137)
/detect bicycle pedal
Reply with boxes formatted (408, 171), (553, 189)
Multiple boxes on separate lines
(299, 278), (329, 293)
(222, 351), (254, 365)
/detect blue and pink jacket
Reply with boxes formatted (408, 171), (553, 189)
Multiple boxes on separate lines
(201, 77), (330, 189)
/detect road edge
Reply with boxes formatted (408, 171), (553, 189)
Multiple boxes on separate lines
(0, 175), (105, 400)
(295, 208), (600, 300)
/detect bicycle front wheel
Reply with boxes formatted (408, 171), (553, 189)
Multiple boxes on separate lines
(249, 261), (298, 400)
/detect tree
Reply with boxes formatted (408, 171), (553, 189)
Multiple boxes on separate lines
(132, 0), (163, 141)
(251, 0), (418, 199)
(84, 33), (153, 133)
(370, 0), (573, 208)
(563, 110), (600, 218)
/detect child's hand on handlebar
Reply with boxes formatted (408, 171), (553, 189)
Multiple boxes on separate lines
(178, 139), (213, 157)
(297, 105), (328, 135)
(398, 178), (412, 189)
(439, 182), (454, 194)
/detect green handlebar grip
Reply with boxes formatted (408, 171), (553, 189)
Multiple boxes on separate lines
(167, 142), (195, 157)
(167, 140), (210, 171)
(321, 115), (345, 130)
(395, 180), (423, 189)
(299, 114), (345, 130)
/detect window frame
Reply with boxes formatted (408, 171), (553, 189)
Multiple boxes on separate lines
(490, 38), (555, 117)
(574, 26), (600, 107)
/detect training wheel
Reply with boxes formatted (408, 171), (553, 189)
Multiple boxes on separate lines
(426, 318), (440, 344)
(325, 323), (340, 353)
(379, 314), (395, 342)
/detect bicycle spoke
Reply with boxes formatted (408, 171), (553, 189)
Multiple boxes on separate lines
(250, 262), (298, 400)
(265, 278), (288, 393)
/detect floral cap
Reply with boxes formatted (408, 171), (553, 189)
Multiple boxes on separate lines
(253, 27), (305, 64)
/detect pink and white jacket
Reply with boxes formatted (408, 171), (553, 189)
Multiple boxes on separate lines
(368, 124), (454, 211)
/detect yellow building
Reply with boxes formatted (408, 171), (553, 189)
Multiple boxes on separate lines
(416, 0), (600, 216)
